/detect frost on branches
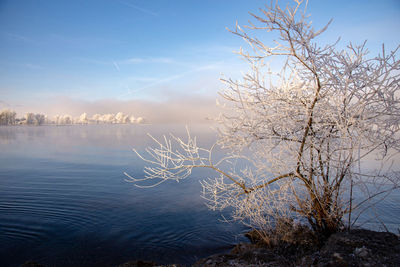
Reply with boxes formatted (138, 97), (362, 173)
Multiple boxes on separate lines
(127, 0), (400, 239)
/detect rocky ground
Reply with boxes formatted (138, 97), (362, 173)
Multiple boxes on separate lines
(193, 229), (400, 267)
(21, 229), (400, 267)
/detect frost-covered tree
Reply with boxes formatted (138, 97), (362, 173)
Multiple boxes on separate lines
(63, 115), (72, 124)
(0, 109), (16, 125)
(78, 112), (88, 124)
(135, 117), (144, 124)
(101, 113), (115, 123)
(25, 113), (45, 125)
(129, 0), (400, 240)
(25, 113), (35, 125)
(54, 114), (73, 125)
(34, 114), (45, 125)
(91, 114), (101, 124)
(44, 115), (51, 124)
(115, 112), (125, 123)
(123, 115), (131, 124)
(53, 115), (60, 125)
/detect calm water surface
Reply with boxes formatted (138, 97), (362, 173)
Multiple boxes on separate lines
(0, 124), (246, 267)
(0, 124), (399, 266)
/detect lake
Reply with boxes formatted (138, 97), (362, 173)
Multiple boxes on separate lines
(0, 124), (399, 266)
(0, 124), (247, 266)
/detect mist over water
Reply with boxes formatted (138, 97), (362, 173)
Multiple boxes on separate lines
(0, 124), (399, 266)
(0, 124), (246, 267)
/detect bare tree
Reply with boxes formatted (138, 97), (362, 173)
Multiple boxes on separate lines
(127, 0), (400, 240)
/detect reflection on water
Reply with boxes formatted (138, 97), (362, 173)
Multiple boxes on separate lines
(0, 127), (17, 144)
(0, 124), (246, 267)
(0, 124), (399, 266)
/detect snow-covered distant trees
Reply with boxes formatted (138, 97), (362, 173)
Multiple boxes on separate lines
(130, 0), (400, 241)
(25, 113), (45, 125)
(54, 114), (73, 125)
(0, 109), (17, 125)
(25, 113), (35, 125)
(115, 112), (127, 123)
(0, 109), (46, 125)
(0, 110), (145, 126)
(91, 114), (102, 124)
(78, 113), (88, 124)
(135, 117), (144, 124)
(35, 114), (45, 125)
(53, 112), (145, 125)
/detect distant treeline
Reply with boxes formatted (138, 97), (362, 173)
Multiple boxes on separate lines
(0, 109), (145, 126)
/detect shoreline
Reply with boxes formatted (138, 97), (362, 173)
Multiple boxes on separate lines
(21, 228), (400, 267)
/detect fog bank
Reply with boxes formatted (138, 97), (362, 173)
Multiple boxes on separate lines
(5, 95), (219, 124)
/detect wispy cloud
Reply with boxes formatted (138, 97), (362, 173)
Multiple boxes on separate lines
(119, 63), (220, 98)
(123, 76), (158, 82)
(0, 62), (43, 70)
(117, 0), (158, 17)
(78, 56), (181, 70)
(4, 32), (41, 45)
(22, 63), (43, 70)
(76, 57), (110, 65)
(50, 33), (121, 46)
(119, 57), (175, 65)
(113, 61), (120, 71)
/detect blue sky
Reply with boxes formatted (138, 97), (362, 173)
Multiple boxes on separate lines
(0, 0), (399, 119)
